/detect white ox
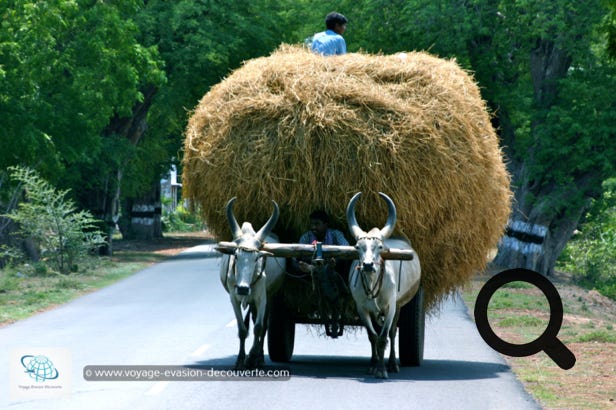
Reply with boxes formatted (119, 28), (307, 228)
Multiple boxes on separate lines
(346, 192), (421, 379)
(218, 198), (286, 369)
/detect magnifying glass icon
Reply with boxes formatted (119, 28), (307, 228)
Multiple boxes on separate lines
(474, 268), (576, 370)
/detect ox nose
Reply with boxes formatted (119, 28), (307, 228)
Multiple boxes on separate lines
(362, 262), (375, 271)
(236, 285), (250, 296)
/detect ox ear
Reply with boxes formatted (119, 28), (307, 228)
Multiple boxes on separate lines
(255, 200), (280, 242)
(215, 241), (237, 255)
(225, 197), (243, 239)
(378, 192), (397, 239)
(346, 192), (367, 240)
(259, 250), (274, 257)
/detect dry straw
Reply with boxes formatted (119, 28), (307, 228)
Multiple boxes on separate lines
(183, 45), (512, 310)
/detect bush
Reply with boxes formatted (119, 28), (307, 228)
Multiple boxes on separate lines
(3, 166), (107, 273)
(558, 178), (616, 300)
(161, 203), (202, 232)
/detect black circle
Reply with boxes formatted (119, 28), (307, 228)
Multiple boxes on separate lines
(474, 268), (563, 357)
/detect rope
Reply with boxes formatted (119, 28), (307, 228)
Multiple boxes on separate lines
(360, 259), (385, 300)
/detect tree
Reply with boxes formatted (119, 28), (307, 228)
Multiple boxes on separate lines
(0, 0), (166, 247)
(344, 0), (616, 275)
(116, 0), (292, 238)
(4, 167), (106, 273)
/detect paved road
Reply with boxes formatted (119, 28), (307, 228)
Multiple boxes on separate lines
(1, 247), (540, 409)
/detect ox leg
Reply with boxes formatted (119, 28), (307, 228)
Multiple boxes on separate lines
(231, 300), (249, 370)
(367, 330), (380, 375)
(387, 309), (401, 373)
(374, 301), (396, 379)
(246, 295), (267, 369)
(374, 334), (389, 379)
(358, 310), (379, 375)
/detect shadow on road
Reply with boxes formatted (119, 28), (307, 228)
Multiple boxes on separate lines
(190, 355), (510, 383)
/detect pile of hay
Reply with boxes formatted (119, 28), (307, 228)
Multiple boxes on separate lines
(183, 45), (511, 310)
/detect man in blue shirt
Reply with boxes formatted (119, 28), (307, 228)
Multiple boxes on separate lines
(310, 12), (348, 56)
(294, 209), (349, 273)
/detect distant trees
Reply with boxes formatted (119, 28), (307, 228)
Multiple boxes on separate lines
(0, 0), (288, 244)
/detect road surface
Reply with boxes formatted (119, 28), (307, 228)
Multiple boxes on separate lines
(1, 246), (540, 409)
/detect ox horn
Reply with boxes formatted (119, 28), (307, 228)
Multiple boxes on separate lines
(255, 200), (280, 242)
(225, 197), (243, 239)
(378, 192), (397, 239)
(346, 192), (367, 240)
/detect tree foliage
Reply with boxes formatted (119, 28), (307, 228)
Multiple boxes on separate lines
(332, 0), (616, 274)
(0, 0), (164, 190)
(135, 0), (291, 168)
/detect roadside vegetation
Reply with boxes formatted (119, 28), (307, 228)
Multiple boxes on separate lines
(462, 270), (616, 410)
(557, 178), (616, 301)
(161, 200), (203, 233)
(1, 167), (106, 274)
(0, 231), (211, 327)
(0, 164), (209, 327)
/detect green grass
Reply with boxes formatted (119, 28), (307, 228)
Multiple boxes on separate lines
(574, 330), (616, 343)
(502, 281), (535, 289)
(487, 288), (550, 311)
(497, 315), (545, 327)
(0, 257), (149, 326)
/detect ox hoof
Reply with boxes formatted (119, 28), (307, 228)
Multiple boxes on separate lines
(388, 361), (400, 373)
(234, 358), (246, 371)
(246, 352), (265, 369)
(367, 360), (378, 375)
(374, 368), (389, 379)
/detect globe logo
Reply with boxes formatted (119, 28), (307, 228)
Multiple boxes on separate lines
(21, 355), (60, 382)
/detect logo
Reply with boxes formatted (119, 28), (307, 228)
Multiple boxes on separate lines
(9, 348), (71, 400)
(21, 355), (60, 382)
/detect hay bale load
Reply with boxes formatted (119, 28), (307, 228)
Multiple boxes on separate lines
(183, 45), (511, 310)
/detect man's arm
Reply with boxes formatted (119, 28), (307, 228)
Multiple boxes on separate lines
(291, 231), (313, 273)
(332, 229), (349, 246)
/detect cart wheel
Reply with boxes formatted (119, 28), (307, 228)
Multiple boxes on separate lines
(267, 292), (295, 362)
(398, 286), (425, 366)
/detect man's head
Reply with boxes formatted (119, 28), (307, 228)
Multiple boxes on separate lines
(309, 210), (330, 240)
(325, 12), (347, 35)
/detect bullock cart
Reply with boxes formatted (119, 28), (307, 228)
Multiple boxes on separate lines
(216, 240), (426, 367)
(185, 46), (512, 373)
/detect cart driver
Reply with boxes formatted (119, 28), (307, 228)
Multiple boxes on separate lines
(293, 209), (349, 274)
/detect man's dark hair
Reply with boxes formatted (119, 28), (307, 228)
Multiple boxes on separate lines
(309, 210), (330, 224)
(325, 12), (348, 30)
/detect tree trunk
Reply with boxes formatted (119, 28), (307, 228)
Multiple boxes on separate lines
(79, 85), (159, 250)
(494, 175), (594, 275)
(78, 170), (121, 256)
(493, 39), (584, 275)
(120, 180), (162, 240)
